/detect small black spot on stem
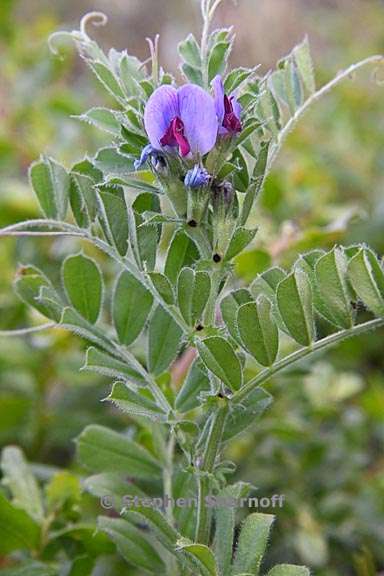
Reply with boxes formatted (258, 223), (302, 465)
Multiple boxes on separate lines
(213, 253), (222, 263)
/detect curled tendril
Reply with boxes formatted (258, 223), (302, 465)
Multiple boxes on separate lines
(48, 31), (77, 57)
(80, 11), (108, 38)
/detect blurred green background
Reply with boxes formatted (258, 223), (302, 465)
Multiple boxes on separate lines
(1, 1), (384, 574)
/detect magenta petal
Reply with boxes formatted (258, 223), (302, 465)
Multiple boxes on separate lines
(144, 85), (179, 150)
(178, 84), (218, 156)
(212, 74), (225, 124)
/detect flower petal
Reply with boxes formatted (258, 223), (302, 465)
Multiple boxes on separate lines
(144, 85), (179, 150)
(212, 74), (225, 124)
(230, 92), (242, 119)
(178, 84), (218, 156)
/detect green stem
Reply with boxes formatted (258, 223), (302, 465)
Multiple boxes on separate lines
(195, 401), (228, 544)
(233, 317), (384, 405)
(203, 268), (224, 326)
(163, 432), (177, 576)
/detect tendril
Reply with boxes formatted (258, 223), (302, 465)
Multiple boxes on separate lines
(80, 11), (108, 38)
(47, 31), (75, 57)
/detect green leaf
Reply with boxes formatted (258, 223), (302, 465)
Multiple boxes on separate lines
(62, 253), (103, 324)
(276, 270), (314, 346)
(232, 148), (249, 193)
(176, 538), (218, 576)
(197, 336), (242, 391)
(60, 308), (112, 351)
(122, 506), (180, 555)
(214, 483), (250, 576)
(224, 67), (254, 93)
(181, 63), (204, 86)
(208, 39), (232, 82)
(148, 305), (183, 375)
(71, 157), (103, 182)
(237, 298), (279, 366)
(136, 223), (158, 270)
(165, 230), (199, 284)
(85, 472), (147, 513)
(293, 36), (315, 94)
(177, 268), (211, 326)
(232, 513), (275, 575)
(258, 89), (279, 138)
(106, 382), (167, 422)
(294, 250), (337, 326)
(347, 247), (384, 317)
(0, 561), (57, 576)
(76, 425), (161, 479)
(82, 347), (146, 387)
(29, 155), (69, 220)
(224, 227), (258, 262)
(67, 557), (94, 576)
(45, 471), (81, 511)
(178, 33), (202, 68)
(148, 272), (175, 305)
(113, 270), (153, 345)
(1, 447), (44, 523)
(89, 61), (126, 103)
(98, 516), (165, 573)
(281, 61), (298, 115)
(94, 146), (134, 177)
(240, 142), (270, 225)
(119, 54), (145, 95)
(77, 107), (121, 135)
(14, 265), (62, 321)
(268, 565), (310, 576)
(269, 69), (289, 108)
(0, 493), (40, 554)
(69, 172), (97, 228)
(223, 386), (272, 441)
(175, 359), (211, 412)
(221, 289), (253, 344)
(315, 247), (353, 329)
(97, 189), (129, 256)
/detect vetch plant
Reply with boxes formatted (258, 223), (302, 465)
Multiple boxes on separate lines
(1, 1), (384, 574)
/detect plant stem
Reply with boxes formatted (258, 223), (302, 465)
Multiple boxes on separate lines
(163, 431), (177, 576)
(195, 400), (228, 544)
(203, 268), (224, 326)
(233, 317), (384, 405)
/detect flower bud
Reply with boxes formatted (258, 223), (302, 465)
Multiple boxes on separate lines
(185, 165), (212, 224)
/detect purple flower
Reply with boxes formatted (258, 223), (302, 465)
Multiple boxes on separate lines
(143, 84), (218, 158)
(184, 165), (211, 188)
(212, 75), (242, 136)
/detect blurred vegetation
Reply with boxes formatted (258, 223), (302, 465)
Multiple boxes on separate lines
(1, 0), (384, 574)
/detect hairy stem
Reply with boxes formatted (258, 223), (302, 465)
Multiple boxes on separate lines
(195, 400), (228, 544)
(0, 323), (56, 336)
(233, 317), (384, 405)
(164, 431), (177, 576)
